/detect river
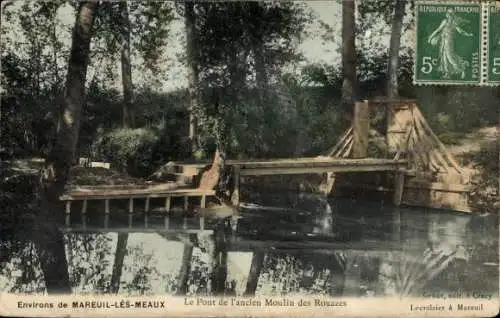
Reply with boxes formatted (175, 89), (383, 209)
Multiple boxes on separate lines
(0, 190), (498, 299)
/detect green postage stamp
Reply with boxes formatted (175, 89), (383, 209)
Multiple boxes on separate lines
(414, 1), (482, 85)
(488, 3), (500, 84)
(414, 1), (499, 86)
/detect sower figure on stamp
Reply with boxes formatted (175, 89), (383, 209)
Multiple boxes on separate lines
(427, 8), (473, 79)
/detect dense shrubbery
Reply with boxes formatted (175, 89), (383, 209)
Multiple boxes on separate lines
(91, 128), (159, 176)
(90, 123), (193, 178)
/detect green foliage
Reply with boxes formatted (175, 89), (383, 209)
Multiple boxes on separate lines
(91, 1), (174, 81)
(91, 128), (159, 176)
(90, 117), (191, 177)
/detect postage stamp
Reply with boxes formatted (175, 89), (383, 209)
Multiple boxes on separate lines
(487, 3), (500, 84)
(414, 1), (482, 85)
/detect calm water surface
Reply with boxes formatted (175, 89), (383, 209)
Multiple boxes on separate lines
(0, 190), (498, 298)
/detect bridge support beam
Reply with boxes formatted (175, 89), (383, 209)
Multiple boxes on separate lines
(231, 166), (241, 206)
(352, 101), (370, 158)
(393, 171), (405, 206)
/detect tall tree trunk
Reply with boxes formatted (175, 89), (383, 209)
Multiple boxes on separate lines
(119, 0), (134, 128)
(37, 0), (98, 294)
(386, 0), (406, 141)
(109, 233), (128, 293)
(386, 0), (405, 101)
(185, 2), (198, 154)
(341, 0), (357, 118)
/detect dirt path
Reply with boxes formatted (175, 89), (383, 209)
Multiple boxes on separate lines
(446, 126), (497, 177)
(447, 126), (497, 160)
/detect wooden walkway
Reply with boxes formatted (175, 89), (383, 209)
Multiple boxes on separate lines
(173, 157), (407, 176)
(60, 186), (216, 229)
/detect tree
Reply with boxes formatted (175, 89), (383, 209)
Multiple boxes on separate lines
(118, 1), (134, 128)
(193, 2), (312, 193)
(185, 1), (199, 155)
(37, 0), (99, 294)
(386, 0), (406, 101)
(341, 0), (358, 116)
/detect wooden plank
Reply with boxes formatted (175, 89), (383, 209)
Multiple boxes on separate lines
(128, 198), (134, 213)
(369, 98), (417, 104)
(60, 227), (214, 234)
(393, 172), (405, 206)
(352, 101), (370, 158)
(200, 216), (205, 231)
(239, 164), (406, 176)
(236, 158), (407, 168)
(63, 188), (216, 200)
(405, 181), (471, 193)
(413, 108), (462, 173)
(165, 196), (171, 213)
(81, 199), (87, 214)
(336, 181), (470, 194)
(327, 126), (353, 157)
(231, 166), (241, 206)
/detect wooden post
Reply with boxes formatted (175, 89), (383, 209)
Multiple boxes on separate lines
(165, 196), (171, 230)
(144, 215), (149, 229)
(104, 214), (109, 228)
(231, 166), (241, 206)
(393, 171), (405, 206)
(128, 213), (133, 228)
(200, 195), (206, 230)
(81, 199), (87, 214)
(65, 201), (71, 227)
(128, 198), (134, 213)
(183, 196), (189, 211)
(105, 199), (110, 214)
(165, 196), (171, 213)
(352, 101), (370, 158)
(145, 197), (150, 213)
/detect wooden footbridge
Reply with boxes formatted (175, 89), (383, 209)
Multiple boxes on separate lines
(59, 99), (472, 235)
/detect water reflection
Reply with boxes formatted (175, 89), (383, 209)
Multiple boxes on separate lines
(0, 191), (498, 299)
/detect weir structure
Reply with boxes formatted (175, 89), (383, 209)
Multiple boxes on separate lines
(56, 98), (472, 297)
(322, 99), (470, 213)
(59, 98), (471, 234)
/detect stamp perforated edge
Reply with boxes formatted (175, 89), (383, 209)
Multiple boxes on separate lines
(485, 2), (500, 85)
(412, 0), (485, 86)
(481, 1), (489, 85)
